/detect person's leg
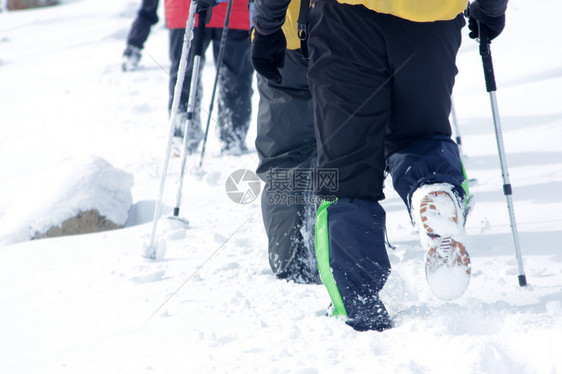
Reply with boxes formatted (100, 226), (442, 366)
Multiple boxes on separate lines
(168, 27), (212, 150)
(256, 49), (319, 284)
(381, 14), (470, 299)
(316, 198), (392, 331)
(383, 14), (466, 209)
(211, 29), (254, 154)
(168, 28), (190, 114)
(123, 0), (160, 71)
(308, 0), (392, 330)
(127, 0), (160, 49)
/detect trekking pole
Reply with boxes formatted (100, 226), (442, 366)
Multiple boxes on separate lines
(145, 0), (198, 258)
(450, 97), (464, 158)
(478, 24), (527, 287)
(174, 10), (208, 218)
(198, 0), (234, 168)
(451, 96), (474, 198)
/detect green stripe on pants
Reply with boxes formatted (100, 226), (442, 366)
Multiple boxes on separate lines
(315, 199), (347, 317)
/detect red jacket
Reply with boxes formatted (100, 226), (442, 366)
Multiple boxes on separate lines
(165, 0), (251, 30)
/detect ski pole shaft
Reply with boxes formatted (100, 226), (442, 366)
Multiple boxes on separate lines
(479, 24), (527, 287)
(198, 0), (234, 168)
(148, 1), (198, 253)
(175, 10), (208, 217)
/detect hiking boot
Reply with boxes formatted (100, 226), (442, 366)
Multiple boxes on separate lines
(411, 183), (471, 300)
(122, 45), (141, 72)
(344, 297), (393, 332)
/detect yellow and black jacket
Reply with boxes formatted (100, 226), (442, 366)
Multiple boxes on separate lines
(254, 0), (507, 49)
(341, 0), (467, 22)
(281, 0), (302, 50)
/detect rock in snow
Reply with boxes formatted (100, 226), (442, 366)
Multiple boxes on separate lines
(0, 156), (133, 244)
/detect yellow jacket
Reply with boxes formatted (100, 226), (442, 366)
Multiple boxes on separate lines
(282, 0), (468, 50)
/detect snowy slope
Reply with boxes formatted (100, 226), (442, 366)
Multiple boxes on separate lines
(1, 0), (561, 373)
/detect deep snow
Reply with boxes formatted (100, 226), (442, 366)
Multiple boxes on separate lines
(1, 0), (561, 373)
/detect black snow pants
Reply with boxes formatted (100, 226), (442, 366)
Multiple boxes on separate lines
(169, 27), (254, 147)
(127, 0), (160, 49)
(255, 49), (320, 284)
(308, 0), (466, 325)
(308, 1), (465, 201)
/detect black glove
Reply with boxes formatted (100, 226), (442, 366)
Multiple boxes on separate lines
(196, 0), (218, 24)
(251, 29), (286, 84)
(466, 2), (506, 41)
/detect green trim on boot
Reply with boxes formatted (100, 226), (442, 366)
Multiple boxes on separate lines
(315, 199), (347, 317)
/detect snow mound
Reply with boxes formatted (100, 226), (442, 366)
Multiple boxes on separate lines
(426, 265), (471, 301)
(0, 155), (133, 245)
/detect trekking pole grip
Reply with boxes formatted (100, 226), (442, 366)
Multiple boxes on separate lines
(478, 23), (497, 93)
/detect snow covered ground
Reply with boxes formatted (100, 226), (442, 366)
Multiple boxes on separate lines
(1, 0), (561, 373)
